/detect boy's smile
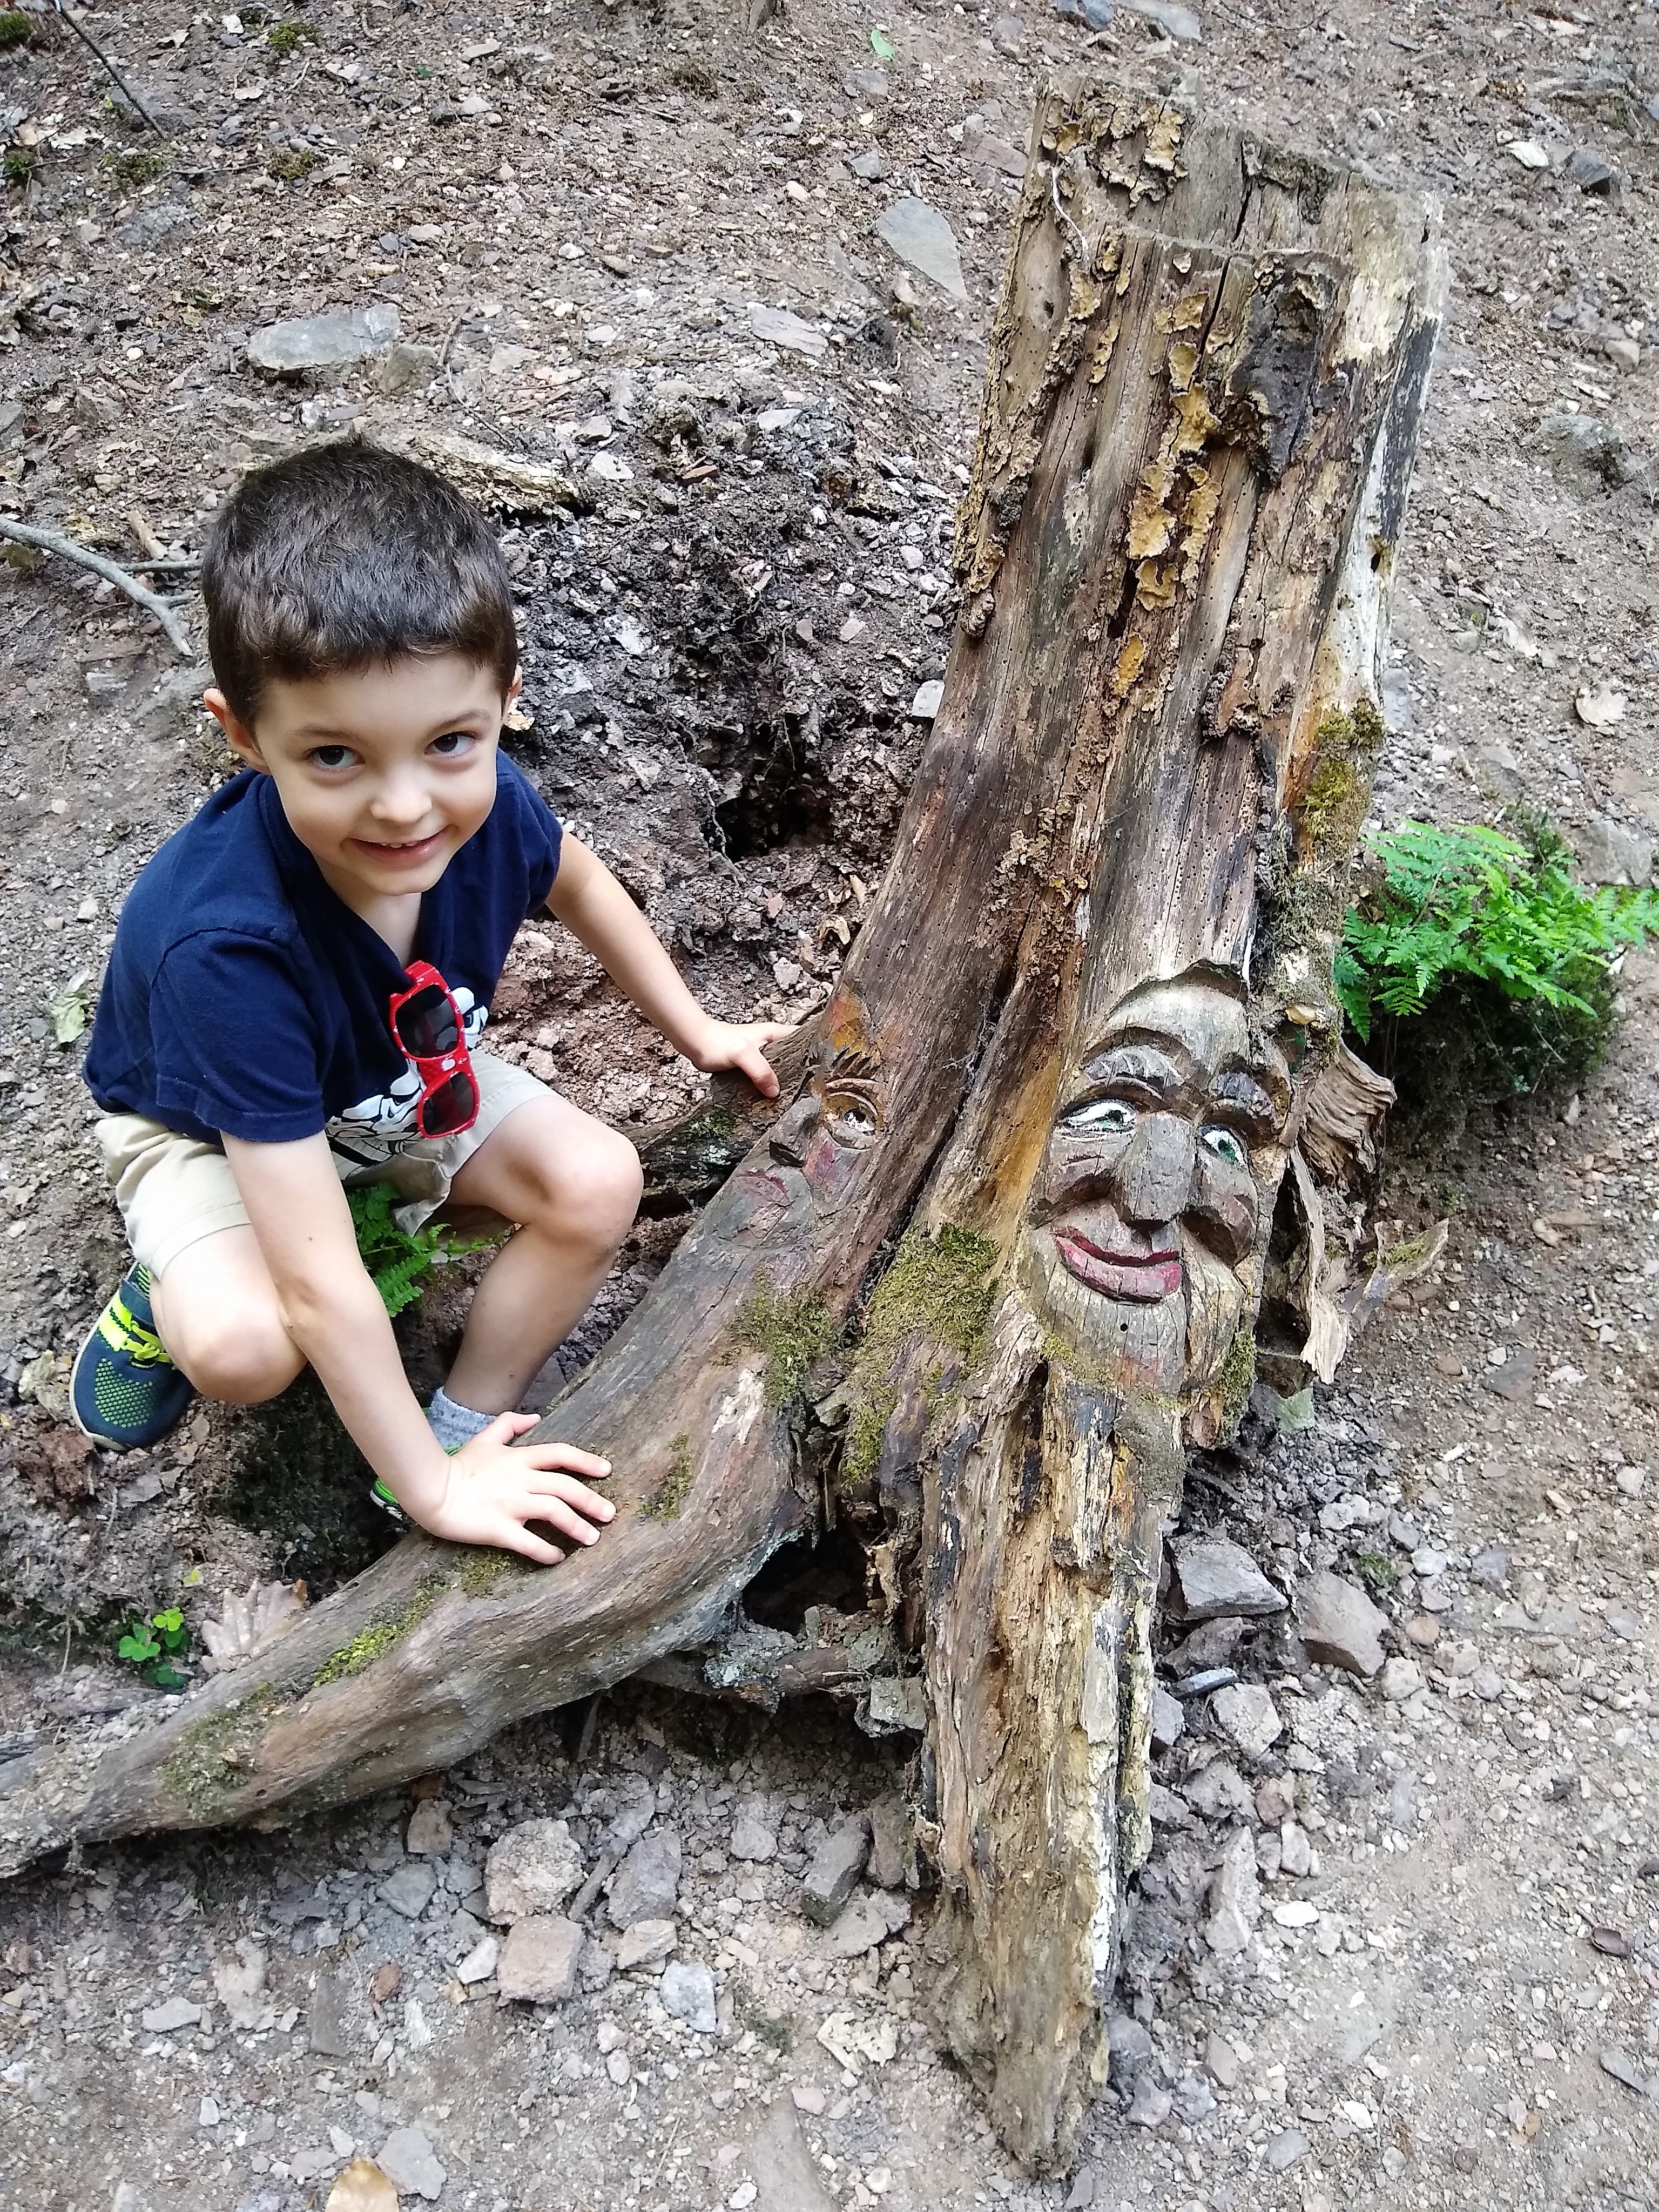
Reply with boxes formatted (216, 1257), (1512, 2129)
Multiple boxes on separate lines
(206, 653), (519, 933)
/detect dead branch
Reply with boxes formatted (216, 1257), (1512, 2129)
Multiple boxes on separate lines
(0, 520), (194, 657)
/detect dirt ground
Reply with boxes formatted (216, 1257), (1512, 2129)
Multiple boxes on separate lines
(3, 0), (1659, 2207)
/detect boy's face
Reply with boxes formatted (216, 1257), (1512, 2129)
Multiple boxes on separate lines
(206, 653), (518, 915)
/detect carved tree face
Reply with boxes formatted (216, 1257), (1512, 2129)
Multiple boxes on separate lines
(731, 986), (885, 1244)
(1024, 973), (1289, 1397)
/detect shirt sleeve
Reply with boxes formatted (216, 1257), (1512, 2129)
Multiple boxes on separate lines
(498, 756), (564, 916)
(151, 933), (327, 1143)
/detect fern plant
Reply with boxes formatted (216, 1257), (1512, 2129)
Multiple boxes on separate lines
(1337, 818), (1659, 1104)
(347, 1184), (499, 1319)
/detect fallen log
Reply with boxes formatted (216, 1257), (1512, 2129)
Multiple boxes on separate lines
(1, 78), (1442, 2175)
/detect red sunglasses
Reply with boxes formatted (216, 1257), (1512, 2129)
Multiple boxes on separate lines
(387, 961), (481, 1138)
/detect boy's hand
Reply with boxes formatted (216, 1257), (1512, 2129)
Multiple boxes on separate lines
(423, 1413), (616, 1566)
(688, 1017), (795, 1099)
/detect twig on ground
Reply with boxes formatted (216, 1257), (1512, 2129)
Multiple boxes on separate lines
(52, 1), (162, 132)
(0, 518), (193, 656)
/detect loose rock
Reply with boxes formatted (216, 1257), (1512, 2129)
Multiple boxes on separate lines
(608, 1829), (683, 1930)
(485, 1820), (584, 1924)
(248, 302), (400, 376)
(380, 1862), (438, 1921)
(616, 1918), (677, 1972)
(874, 200), (967, 304)
(866, 1800), (909, 1890)
(377, 2128), (446, 2202)
(1295, 1570), (1387, 1677)
(405, 1799), (453, 1857)
(1203, 1828), (1261, 1955)
(496, 1916), (584, 2005)
(801, 1814), (871, 1925)
(659, 1960), (718, 2034)
(1171, 1540), (1286, 1621)
(1210, 1684), (1282, 1759)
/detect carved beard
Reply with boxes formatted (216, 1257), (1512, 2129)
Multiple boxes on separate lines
(1020, 1226), (1250, 1402)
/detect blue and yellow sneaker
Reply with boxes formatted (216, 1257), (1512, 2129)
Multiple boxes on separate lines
(70, 1265), (194, 1449)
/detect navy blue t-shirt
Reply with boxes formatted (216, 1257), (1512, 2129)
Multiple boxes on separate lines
(85, 753), (562, 1154)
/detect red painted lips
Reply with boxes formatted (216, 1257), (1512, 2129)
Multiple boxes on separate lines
(1052, 1226), (1183, 1302)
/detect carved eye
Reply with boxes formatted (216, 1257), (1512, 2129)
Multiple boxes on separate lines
(824, 1092), (878, 1144)
(1201, 1125), (1248, 1171)
(1062, 1098), (1135, 1136)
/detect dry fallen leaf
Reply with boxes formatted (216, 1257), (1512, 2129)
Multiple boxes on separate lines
(199, 1578), (308, 1672)
(1575, 683), (1628, 730)
(326, 2161), (399, 2212)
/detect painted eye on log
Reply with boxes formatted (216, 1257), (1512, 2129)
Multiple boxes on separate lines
(1200, 1125), (1247, 1170)
(826, 1095), (878, 1142)
(1061, 1097), (1135, 1135)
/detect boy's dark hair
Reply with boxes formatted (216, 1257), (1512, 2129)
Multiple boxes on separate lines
(202, 441), (517, 725)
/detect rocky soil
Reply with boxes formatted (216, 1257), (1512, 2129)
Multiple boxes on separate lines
(3, 0), (1659, 2207)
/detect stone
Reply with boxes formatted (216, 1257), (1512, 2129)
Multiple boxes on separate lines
(1170, 1540), (1286, 1621)
(608, 1829), (682, 1929)
(1203, 2032), (1239, 2089)
(801, 1815), (871, 1925)
(874, 200), (967, 304)
(1472, 1667), (1505, 1701)
(731, 1798), (778, 1862)
(1203, 1828), (1261, 1955)
(1473, 745), (1523, 806)
(485, 1820), (583, 1924)
(1265, 2128), (1310, 2171)
(140, 1996), (202, 2032)
(1279, 1822), (1312, 1879)
(1182, 1759), (1252, 1821)
(308, 1969), (352, 2058)
(841, 66), (889, 99)
(846, 147), (889, 183)
(1166, 1616), (1246, 1673)
(377, 2128), (446, 2201)
(1172, 2073), (1216, 2125)
(866, 1800), (909, 1890)
(616, 1918), (677, 1972)
(1254, 1775), (1294, 1825)
(213, 1940), (269, 2030)
(1567, 147), (1621, 197)
(1106, 2013), (1154, 2087)
(379, 1862), (437, 1921)
(966, 124), (1027, 179)
(825, 1889), (910, 1959)
(909, 680), (944, 720)
(1117, 0), (1201, 34)
(1150, 1684), (1185, 1750)
(409, 430), (583, 516)
(1616, 1468), (1647, 1499)
(1573, 815), (1652, 888)
(659, 1960), (718, 2034)
(454, 1937), (498, 1986)
(1506, 139), (1549, 170)
(1126, 2074), (1172, 2127)
(1469, 1547), (1508, 1587)
(1598, 2046), (1651, 2096)
(1535, 410), (1645, 491)
(990, 14), (1024, 55)
(379, 342), (440, 395)
(1606, 336), (1641, 374)
(496, 1916), (583, 2005)
(746, 304), (828, 362)
(1210, 1684), (1282, 1759)
(248, 302), (400, 376)
(750, 2094), (837, 2210)
(1294, 1570), (1387, 1677)
(406, 1799), (453, 1857)
(1380, 1656), (1424, 1701)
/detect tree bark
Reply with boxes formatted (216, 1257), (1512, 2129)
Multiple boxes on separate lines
(0, 79), (1442, 2176)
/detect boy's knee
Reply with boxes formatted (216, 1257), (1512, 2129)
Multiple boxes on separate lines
(534, 1125), (641, 1249)
(179, 1307), (302, 1405)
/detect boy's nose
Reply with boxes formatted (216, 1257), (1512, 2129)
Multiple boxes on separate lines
(369, 777), (436, 828)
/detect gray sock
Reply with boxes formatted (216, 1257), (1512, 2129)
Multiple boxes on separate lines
(427, 1385), (495, 1452)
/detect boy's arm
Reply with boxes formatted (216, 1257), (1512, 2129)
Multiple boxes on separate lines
(547, 835), (791, 1096)
(221, 1133), (613, 1563)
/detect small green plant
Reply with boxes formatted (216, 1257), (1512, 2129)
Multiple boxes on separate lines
(267, 21), (314, 56)
(0, 12), (34, 51)
(347, 1182), (500, 1319)
(1337, 817), (1659, 1101)
(104, 149), (167, 190)
(268, 146), (320, 183)
(3, 146), (35, 187)
(1353, 1550), (1397, 1595)
(118, 1606), (192, 1689)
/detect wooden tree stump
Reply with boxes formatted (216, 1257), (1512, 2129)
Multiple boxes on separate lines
(0, 82), (1444, 2175)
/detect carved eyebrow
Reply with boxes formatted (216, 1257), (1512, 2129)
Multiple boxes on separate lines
(1208, 1070), (1283, 1130)
(820, 1044), (882, 1082)
(1078, 1043), (1185, 1092)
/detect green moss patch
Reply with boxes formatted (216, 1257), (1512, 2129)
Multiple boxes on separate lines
(841, 1224), (999, 1485)
(160, 1686), (280, 1822)
(640, 1434), (696, 1520)
(735, 1276), (837, 1407)
(311, 1576), (444, 1688)
(0, 13), (34, 50)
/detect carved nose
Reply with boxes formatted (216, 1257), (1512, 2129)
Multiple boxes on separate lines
(768, 1096), (818, 1169)
(1111, 1113), (1195, 1228)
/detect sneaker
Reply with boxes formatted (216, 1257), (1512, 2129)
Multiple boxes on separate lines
(70, 1264), (194, 1449)
(368, 1475), (408, 1523)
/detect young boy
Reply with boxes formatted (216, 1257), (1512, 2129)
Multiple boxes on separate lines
(73, 442), (787, 1563)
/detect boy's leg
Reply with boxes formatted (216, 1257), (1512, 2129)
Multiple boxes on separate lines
(441, 1092), (643, 1417)
(150, 1227), (306, 1404)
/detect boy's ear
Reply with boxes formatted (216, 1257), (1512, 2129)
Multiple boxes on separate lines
(205, 687), (268, 773)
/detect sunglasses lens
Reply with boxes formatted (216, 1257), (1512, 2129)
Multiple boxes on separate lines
(420, 1070), (480, 1136)
(394, 983), (459, 1057)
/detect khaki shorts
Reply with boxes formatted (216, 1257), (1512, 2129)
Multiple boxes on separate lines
(96, 1051), (550, 1280)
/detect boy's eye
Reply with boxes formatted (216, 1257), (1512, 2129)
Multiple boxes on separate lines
(429, 731), (475, 758)
(309, 744), (358, 771)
